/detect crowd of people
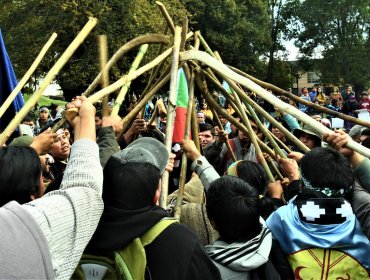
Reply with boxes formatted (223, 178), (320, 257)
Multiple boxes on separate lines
(0, 83), (370, 279)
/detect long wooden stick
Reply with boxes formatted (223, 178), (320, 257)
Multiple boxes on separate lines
(83, 34), (169, 96)
(0, 18), (97, 146)
(160, 26), (182, 208)
(111, 44), (148, 116)
(98, 35), (110, 117)
(193, 68), (237, 162)
(155, 1), (175, 34)
(0, 33), (58, 119)
(87, 47), (172, 104)
(117, 73), (171, 139)
(228, 65), (370, 128)
(180, 50), (370, 157)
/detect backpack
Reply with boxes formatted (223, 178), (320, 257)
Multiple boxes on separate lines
(72, 218), (178, 280)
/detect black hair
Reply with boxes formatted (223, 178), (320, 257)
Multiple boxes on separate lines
(22, 112), (36, 123)
(0, 146), (42, 206)
(229, 161), (275, 219)
(206, 176), (261, 243)
(233, 161), (268, 194)
(103, 159), (160, 210)
(140, 129), (165, 143)
(361, 128), (370, 137)
(199, 122), (213, 132)
(300, 147), (354, 192)
(361, 137), (370, 149)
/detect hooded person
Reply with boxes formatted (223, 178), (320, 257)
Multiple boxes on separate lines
(85, 137), (220, 280)
(267, 148), (370, 278)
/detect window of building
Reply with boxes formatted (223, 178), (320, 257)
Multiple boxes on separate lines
(307, 72), (320, 84)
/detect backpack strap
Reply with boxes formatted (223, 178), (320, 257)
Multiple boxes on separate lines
(115, 218), (178, 280)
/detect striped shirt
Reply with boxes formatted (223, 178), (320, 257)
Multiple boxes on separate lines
(23, 139), (104, 279)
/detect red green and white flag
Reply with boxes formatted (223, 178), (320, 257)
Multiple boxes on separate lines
(172, 67), (189, 144)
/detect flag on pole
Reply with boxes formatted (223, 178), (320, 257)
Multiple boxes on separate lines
(0, 29), (24, 131)
(172, 67), (189, 143)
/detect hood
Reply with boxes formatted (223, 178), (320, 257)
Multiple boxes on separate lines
(205, 218), (272, 272)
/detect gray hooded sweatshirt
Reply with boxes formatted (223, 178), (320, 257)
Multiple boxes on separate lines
(205, 219), (272, 280)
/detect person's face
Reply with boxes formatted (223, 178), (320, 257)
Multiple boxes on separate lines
(39, 110), (49, 122)
(50, 130), (71, 160)
(318, 87), (322, 93)
(95, 116), (102, 126)
(362, 95), (368, 100)
(63, 129), (71, 141)
(219, 115), (228, 126)
(22, 120), (35, 130)
(299, 132), (317, 149)
(199, 130), (214, 148)
(203, 103), (208, 110)
(312, 87), (317, 92)
(197, 114), (205, 123)
(271, 126), (284, 141)
(238, 120), (258, 146)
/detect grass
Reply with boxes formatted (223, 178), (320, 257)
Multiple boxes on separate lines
(23, 93), (67, 107)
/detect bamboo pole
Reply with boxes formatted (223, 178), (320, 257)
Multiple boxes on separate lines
(174, 69), (195, 219)
(0, 33), (58, 119)
(220, 79), (275, 182)
(190, 34), (201, 152)
(223, 79), (286, 159)
(200, 65), (303, 153)
(159, 26), (182, 209)
(0, 18), (97, 146)
(140, 26), (168, 99)
(83, 34), (169, 96)
(193, 68), (237, 162)
(87, 47), (172, 104)
(98, 35), (110, 117)
(117, 73), (171, 139)
(228, 65), (370, 128)
(180, 50), (370, 157)
(200, 81), (295, 160)
(194, 57), (307, 153)
(155, 1), (175, 34)
(111, 44), (148, 116)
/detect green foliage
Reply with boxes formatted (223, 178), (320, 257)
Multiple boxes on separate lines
(182, 0), (271, 78)
(1, 0), (188, 100)
(282, 0), (370, 90)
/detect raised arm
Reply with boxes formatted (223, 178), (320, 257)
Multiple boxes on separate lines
(23, 97), (104, 279)
(182, 139), (220, 191)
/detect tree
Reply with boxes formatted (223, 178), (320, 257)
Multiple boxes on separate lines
(182, 0), (271, 79)
(282, 0), (370, 91)
(0, 0), (188, 100)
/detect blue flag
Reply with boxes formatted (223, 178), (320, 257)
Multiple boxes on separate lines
(0, 29), (24, 131)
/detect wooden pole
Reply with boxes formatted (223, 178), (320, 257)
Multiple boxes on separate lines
(0, 33), (58, 119)
(110, 44), (148, 116)
(180, 50), (370, 158)
(0, 18), (97, 146)
(87, 47), (172, 104)
(83, 34), (169, 97)
(155, 1), (175, 34)
(98, 35), (110, 117)
(117, 73), (171, 139)
(159, 26), (182, 209)
(228, 65), (370, 128)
